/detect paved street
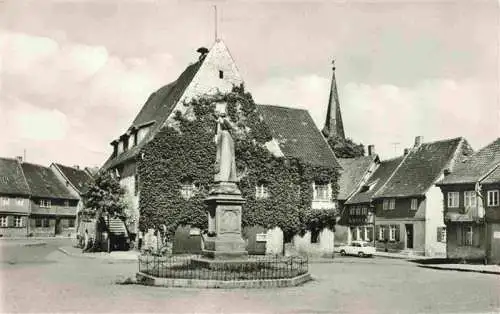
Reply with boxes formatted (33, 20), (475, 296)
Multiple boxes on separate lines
(1, 240), (499, 314)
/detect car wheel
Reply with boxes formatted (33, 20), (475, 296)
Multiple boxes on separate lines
(358, 252), (364, 257)
(340, 250), (346, 256)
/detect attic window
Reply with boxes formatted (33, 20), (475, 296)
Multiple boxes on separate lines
(219, 70), (224, 79)
(0, 176), (9, 184)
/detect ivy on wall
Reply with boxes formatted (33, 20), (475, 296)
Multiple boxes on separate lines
(137, 86), (340, 238)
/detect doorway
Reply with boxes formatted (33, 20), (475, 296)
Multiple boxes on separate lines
(55, 218), (63, 235)
(405, 224), (414, 249)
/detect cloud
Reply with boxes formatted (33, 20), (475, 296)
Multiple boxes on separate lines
(253, 76), (499, 159)
(0, 30), (179, 166)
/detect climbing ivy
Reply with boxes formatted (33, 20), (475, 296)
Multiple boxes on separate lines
(137, 86), (340, 238)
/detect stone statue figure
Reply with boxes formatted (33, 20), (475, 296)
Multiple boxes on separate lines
(214, 114), (238, 183)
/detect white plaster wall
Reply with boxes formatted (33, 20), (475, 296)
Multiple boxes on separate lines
(425, 182), (447, 257)
(120, 175), (139, 234)
(167, 40), (244, 122)
(292, 228), (334, 256)
(265, 227), (283, 255)
(320, 228), (335, 253)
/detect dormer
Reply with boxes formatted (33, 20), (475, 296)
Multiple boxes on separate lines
(111, 140), (119, 157)
(136, 121), (155, 144)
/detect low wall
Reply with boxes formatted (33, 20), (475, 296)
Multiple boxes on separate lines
(0, 227), (28, 237)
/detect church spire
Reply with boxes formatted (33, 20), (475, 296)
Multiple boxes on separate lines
(322, 59), (345, 140)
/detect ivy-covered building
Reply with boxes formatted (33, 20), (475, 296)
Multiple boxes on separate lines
(101, 40), (342, 256)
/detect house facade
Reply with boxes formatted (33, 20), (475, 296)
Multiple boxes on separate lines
(102, 40), (341, 256)
(372, 136), (472, 256)
(334, 147), (380, 245)
(342, 155), (404, 246)
(437, 138), (500, 264)
(21, 162), (79, 237)
(0, 157), (31, 237)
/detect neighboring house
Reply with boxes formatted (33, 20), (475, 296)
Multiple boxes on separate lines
(102, 39), (244, 239)
(50, 163), (94, 235)
(372, 136), (472, 257)
(0, 157), (31, 237)
(436, 138), (500, 264)
(334, 147), (380, 245)
(101, 40), (341, 256)
(341, 155), (404, 245)
(21, 162), (79, 237)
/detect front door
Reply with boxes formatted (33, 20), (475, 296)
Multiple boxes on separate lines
(405, 224), (414, 249)
(55, 218), (63, 235)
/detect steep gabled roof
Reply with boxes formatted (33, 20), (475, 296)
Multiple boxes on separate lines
(21, 163), (77, 200)
(337, 156), (378, 200)
(482, 165), (500, 184)
(376, 137), (464, 198)
(346, 156), (404, 204)
(0, 158), (30, 196)
(439, 138), (500, 185)
(53, 164), (94, 194)
(257, 105), (340, 169)
(101, 61), (203, 170)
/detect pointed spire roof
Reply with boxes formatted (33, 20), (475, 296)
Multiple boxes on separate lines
(322, 59), (345, 140)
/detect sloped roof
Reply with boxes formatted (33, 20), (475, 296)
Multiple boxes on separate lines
(337, 156), (377, 200)
(21, 163), (77, 200)
(376, 137), (463, 198)
(346, 156), (404, 204)
(439, 138), (500, 185)
(0, 158), (30, 196)
(257, 105), (340, 169)
(102, 61), (203, 170)
(482, 165), (500, 184)
(54, 164), (94, 194)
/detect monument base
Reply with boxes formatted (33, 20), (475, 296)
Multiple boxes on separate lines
(202, 235), (248, 259)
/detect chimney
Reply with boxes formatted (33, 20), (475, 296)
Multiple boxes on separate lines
(367, 145), (375, 156)
(197, 47), (209, 61)
(15, 156), (23, 163)
(414, 136), (423, 147)
(404, 148), (410, 155)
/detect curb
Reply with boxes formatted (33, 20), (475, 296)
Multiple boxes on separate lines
(418, 265), (500, 275)
(57, 247), (139, 263)
(0, 241), (47, 247)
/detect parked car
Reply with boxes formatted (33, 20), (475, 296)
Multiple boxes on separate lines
(338, 241), (375, 257)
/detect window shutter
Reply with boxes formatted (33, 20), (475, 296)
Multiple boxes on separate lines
(384, 225), (389, 240)
(437, 227), (442, 243)
(7, 216), (13, 227)
(395, 225), (400, 241)
(375, 225), (380, 241)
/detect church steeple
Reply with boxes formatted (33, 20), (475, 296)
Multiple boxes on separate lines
(322, 59), (345, 140)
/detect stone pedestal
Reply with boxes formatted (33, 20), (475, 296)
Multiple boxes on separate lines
(202, 182), (248, 259)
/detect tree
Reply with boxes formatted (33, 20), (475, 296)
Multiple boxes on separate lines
(81, 171), (126, 251)
(327, 136), (365, 158)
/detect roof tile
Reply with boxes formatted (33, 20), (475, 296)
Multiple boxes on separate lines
(337, 156), (377, 200)
(21, 163), (77, 200)
(0, 158), (30, 196)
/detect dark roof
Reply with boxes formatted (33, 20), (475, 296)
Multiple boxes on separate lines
(54, 164), (94, 194)
(337, 156), (377, 200)
(375, 138), (464, 198)
(257, 105), (340, 169)
(0, 158), (30, 196)
(482, 165), (500, 184)
(346, 156), (404, 204)
(439, 138), (500, 185)
(102, 61), (203, 170)
(21, 163), (77, 200)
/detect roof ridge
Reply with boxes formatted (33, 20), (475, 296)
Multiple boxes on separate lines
(257, 104), (309, 113)
(380, 155), (404, 163)
(421, 136), (463, 146)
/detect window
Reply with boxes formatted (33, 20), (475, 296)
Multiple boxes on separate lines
(255, 184), (269, 199)
(14, 216), (22, 228)
(437, 227), (447, 243)
(180, 182), (196, 200)
(487, 190), (499, 207)
(40, 200), (51, 208)
(219, 70), (224, 79)
(411, 198), (418, 210)
(461, 225), (473, 246)
(0, 216), (7, 227)
(383, 199), (395, 210)
(68, 218), (75, 228)
(464, 191), (477, 207)
(311, 229), (319, 243)
(361, 207), (368, 215)
(447, 192), (459, 208)
(313, 183), (330, 201)
(64, 200), (69, 207)
(389, 225), (396, 241)
(35, 218), (42, 227)
(1, 197), (9, 206)
(378, 226), (385, 241)
(43, 218), (50, 228)
(16, 198), (24, 206)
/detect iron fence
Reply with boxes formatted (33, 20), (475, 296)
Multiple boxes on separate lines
(138, 254), (308, 281)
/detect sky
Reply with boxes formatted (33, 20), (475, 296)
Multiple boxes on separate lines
(0, 0), (499, 168)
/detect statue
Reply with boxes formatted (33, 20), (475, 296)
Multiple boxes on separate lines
(214, 113), (238, 183)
